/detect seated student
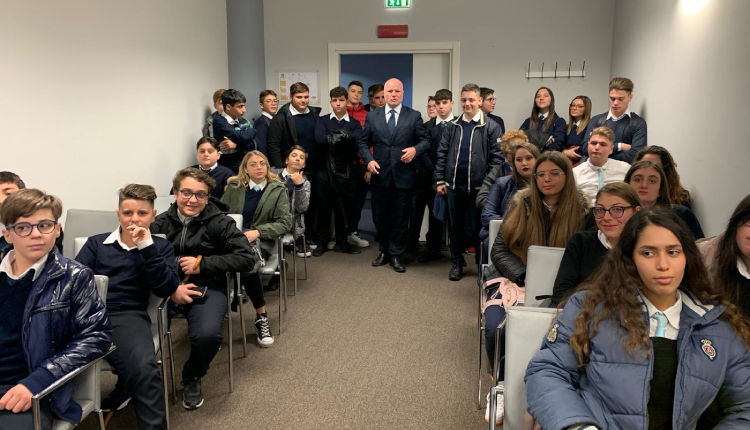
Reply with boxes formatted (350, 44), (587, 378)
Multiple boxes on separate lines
(624, 161), (705, 239)
(222, 151), (291, 335)
(311, 86), (363, 256)
(552, 182), (641, 305)
(526, 207), (750, 429)
(475, 130), (529, 209)
(192, 137), (233, 199)
(150, 168), (256, 410)
(0, 189), (111, 429)
(634, 145), (692, 207)
(483, 151), (588, 425)
(479, 142), (540, 244)
(212, 89), (257, 173)
(572, 126), (631, 203)
(253, 90), (279, 157)
(202, 89), (225, 138)
(75, 184), (182, 429)
(519, 87), (567, 152)
(698, 194), (750, 317)
(563, 95), (592, 165)
(279, 145), (311, 257)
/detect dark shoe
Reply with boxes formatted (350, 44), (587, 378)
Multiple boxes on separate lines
(334, 242), (361, 254)
(449, 262), (464, 281)
(230, 290), (240, 312)
(417, 250), (441, 263)
(312, 246), (327, 257)
(390, 256), (406, 273)
(265, 276), (280, 292)
(182, 378), (204, 410)
(101, 384), (132, 413)
(255, 314), (275, 347)
(372, 252), (389, 266)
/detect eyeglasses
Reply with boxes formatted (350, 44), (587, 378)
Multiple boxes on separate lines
(592, 206), (634, 219)
(570, 104), (585, 109)
(263, 99), (279, 104)
(179, 189), (209, 201)
(534, 170), (563, 179)
(485, 97), (496, 102)
(7, 220), (57, 237)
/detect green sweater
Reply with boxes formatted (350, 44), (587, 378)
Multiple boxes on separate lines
(221, 180), (292, 255)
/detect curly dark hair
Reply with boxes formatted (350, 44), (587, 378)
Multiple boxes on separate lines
(713, 194), (750, 313)
(567, 207), (750, 367)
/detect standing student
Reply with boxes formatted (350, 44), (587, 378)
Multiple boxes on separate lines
(76, 184), (181, 429)
(480, 87), (505, 134)
(359, 78), (430, 273)
(634, 145), (692, 207)
(212, 89), (257, 173)
(202, 89), (225, 138)
(408, 89), (453, 262)
(624, 161), (704, 239)
(151, 168), (257, 410)
(0, 189), (111, 429)
(526, 208), (750, 429)
(426, 96), (437, 119)
(552, 182), (641, 305)
(563, 95), (592, 165)
(312, 87), (363, 256)
(435, 83), (504, 281)
(519, 87), (567, 151)
(252, 90), (279, 157)
(267, 82), (322, 169)
(572, 126), (631, 203)
(582, 77), (647, 163)
(346, 81), (367, 127)
(363, 84), (385, 112)
(698, 194), (750, 317)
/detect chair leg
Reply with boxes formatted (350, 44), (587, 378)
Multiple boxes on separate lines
(291, 243), (298, 296)
(227, 291), (234, 393)
(167, 330), (177, 404)
(97, 410), (106, 430)
(156, 307), (171, 426)
(301, 236), (308, 280)
(489, 384), (504, 430)
(236, 273), (247, 358)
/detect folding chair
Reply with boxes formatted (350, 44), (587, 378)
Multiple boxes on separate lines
(524, 245), (566, 307)
(489, 306), (556, 430)
(286, 211), (309, 296)
(478, 219), (502, 408)
(62, 209), (117, 259)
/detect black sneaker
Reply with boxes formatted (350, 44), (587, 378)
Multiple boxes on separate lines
(182, 378), (204, 410)
(449, 262), (464, 281)
(334, 242), (361, 254)
(265, 276), (280, 292)
(101, 384), (131, 413)
(255, 314), (275, 347)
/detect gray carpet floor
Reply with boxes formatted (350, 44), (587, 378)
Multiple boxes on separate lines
(80, 245), (491, 429)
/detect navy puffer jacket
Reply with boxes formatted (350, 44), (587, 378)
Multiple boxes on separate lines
(525, 290), (750, 429)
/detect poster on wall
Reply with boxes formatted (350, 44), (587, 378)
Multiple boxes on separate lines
(278, 72), (319, 106)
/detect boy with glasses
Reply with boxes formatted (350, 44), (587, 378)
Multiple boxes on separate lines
(480, 87), (505, 134)
(0, 189), (111, 429)
(253, 90), (279, 157)
(75, 184), (183, 428)
(150, 168), (257, 410)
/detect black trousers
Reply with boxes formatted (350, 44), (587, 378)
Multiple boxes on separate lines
(313, 170), (357, 245)
(174, 289), (227, 382)
(371, 181), (412, 257)
(0, 393), (52, 430)
(446, 187), (480, 263)
(350, 164), (368, 234)
(108, 311), (167, 430)
(407, 168), (443, 253)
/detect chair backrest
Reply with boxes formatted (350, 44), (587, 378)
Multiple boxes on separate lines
(524, 245), (565, 307)
(503, 306), (557, 430)
(227, 213), (243, 232)
(62, 209), (118, 259)
(488, 219), (503, 251)
(73, 237), (87, 258)
(93, 275), (108, 303)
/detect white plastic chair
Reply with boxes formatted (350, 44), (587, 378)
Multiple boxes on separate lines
(62, 210), (118, 259)
(524, 245), (566, 307)
(489, 306), (556, 430)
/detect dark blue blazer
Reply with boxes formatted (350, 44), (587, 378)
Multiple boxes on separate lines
(358, 106), (430, 189)
(252, 114), (272, 156)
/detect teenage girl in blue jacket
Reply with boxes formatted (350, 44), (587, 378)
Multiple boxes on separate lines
(525, 207), (750, 429)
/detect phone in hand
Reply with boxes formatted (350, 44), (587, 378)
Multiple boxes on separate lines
(191, 286), (208, 301)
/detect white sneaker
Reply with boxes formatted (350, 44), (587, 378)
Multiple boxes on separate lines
(347, 232), (369, 248)
(326, 240), (336, 250)
(484, 390), (504, 425)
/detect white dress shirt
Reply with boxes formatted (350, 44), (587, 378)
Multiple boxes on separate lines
(642, 292), (682, 340)
(573, 158), (631, 203)
(385, 104), (402, 127)
(103, 226), (153, 251)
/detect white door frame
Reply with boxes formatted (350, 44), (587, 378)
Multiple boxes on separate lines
(327, 41), (461, 101)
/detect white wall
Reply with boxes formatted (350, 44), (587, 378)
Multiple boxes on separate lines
(611, 0), (750, 235)
(0, 0), (228, 217)
(412, 53), (450, 119)
(263, 0), (615, 126)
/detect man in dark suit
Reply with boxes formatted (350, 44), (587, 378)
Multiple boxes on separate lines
(358, 78), (430, 273)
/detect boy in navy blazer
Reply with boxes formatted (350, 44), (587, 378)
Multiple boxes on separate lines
(212, 89), (257, 173)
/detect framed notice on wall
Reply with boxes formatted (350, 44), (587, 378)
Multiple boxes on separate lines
(278, 71), (319, 106)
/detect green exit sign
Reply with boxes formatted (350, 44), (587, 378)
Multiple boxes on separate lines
(385, 0), (410, 8)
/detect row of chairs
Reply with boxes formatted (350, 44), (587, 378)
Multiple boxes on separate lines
(478, 219), (566, 430)
(51, 208), (298, 429)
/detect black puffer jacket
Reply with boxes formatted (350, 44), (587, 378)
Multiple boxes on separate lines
(150, 198), (257, 291)
(22, 249), (111, 423)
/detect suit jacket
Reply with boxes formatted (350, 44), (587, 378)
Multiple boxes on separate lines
(358, 105), (430, 189)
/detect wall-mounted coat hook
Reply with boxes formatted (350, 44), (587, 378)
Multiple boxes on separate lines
(525, 60), (586, 79)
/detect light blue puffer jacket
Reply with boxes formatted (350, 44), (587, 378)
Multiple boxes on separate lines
(525, 289), (750, 429)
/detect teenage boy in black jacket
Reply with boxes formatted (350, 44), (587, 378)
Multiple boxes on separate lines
(76, 184), (182, 428)
(212, 89), (257, 173)
(151, 168), (256, 411)
(266, 82), (322, 169)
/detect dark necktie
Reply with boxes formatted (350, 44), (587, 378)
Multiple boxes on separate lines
(538, 114), (545, 122)
(388, 109), (396, 132)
